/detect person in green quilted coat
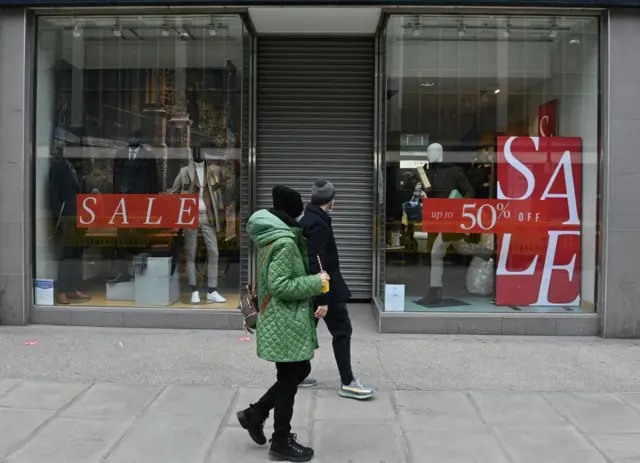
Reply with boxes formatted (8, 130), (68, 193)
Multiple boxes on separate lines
(236, 185), (329, 463)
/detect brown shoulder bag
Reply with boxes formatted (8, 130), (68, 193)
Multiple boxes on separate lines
(238, 244), (273, 333)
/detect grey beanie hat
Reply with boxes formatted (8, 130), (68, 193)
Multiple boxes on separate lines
(311, 179), (336, 205)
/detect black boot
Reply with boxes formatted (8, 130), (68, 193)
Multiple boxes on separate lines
(269, 433), (314, 462)
(426, 287), (443, 305)
(236, 407), (267, 445)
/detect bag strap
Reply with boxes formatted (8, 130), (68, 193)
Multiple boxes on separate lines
(257, 243), (273, 314)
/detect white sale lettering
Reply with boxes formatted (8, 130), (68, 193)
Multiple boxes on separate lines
(108, 198), (129, 225)
(496, 136), (582, 306)
(144, 197), (163, 225)
(79, 196), (97, 225)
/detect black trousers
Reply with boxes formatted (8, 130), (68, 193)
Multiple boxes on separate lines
(56, 222), (85, 293)
(316, 302), (354, 386)
(253, 360), (311, 439)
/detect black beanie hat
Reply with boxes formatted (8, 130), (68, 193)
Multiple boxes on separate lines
(272, 185), (304, 219)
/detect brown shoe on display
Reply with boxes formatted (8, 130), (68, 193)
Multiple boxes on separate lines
(68, 291), (91, 303)
(57, 293), (70, 305)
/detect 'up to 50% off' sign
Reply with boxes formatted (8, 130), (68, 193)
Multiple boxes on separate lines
(421, 199), (560, 234)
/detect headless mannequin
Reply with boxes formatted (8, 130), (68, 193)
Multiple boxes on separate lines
(420, 143), (493, 305)
(48, 149), (91, 304)
(175, 148), (226, 305)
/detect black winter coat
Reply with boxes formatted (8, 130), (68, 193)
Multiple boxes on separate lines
(424, 162), (475, 198)
(299, 204), (351, 306)
(113, 147), (159, 195)
(48, 156), (81, 221)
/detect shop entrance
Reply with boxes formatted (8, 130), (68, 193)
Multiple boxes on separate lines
(255, 36), (375, 299)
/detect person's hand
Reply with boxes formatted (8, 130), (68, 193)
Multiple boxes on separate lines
(319, 272), (330, 285)
(315, 305), (328, 319)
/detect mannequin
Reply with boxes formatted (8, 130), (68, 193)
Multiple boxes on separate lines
(171, 146), (226, 304)
(110, 130), (159, 284)
(418, 143), (493, 305)
(48, 146), (91, 304)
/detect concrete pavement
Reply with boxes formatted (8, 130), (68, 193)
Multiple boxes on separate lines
(2, 320), (640, 392)
(0, 379), (640, 462)
(2, 318), (640, 462)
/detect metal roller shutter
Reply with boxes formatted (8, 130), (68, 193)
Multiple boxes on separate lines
(256, 37), (374, 299)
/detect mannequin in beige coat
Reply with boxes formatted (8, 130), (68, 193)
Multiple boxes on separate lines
(170, 148), (227, 304)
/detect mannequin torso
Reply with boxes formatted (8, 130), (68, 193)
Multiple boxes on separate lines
(421, 143), (475, 199)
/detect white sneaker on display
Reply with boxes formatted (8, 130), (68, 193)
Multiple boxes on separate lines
(207, 291), (226, 303)
(191, 291), (201, 304)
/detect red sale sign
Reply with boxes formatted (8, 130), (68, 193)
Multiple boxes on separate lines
(422, 199), (556, 234)
(538, 99), (558, 137)
(496, 136), (582, 306)
(76, 194), (199, 229)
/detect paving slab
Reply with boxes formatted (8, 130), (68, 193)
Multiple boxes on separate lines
(104, 412), (222, 463)
(494, 425), (607, 463)
(314, 389), (395, 421)
(406, 429), (509, 463)
(544, 392), (640, 434)
(149, 385), (235, 416)
(7, 417), (130, 463)
(0, 408), (55, 459)
(0, 381), (89, 410)
(590, 433), (640, 461)
(0, 379), (21, 398)
(207, 427), (310, 463)
(61, 384), (162, 421)
(618, 392), (640, 411)
(228, 388), (313, 430)
(394, 391), (485, 431)
(312, 421), (406, 463)
(470, 392), (566, 425)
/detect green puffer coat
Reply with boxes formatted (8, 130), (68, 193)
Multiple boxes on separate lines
(247, 209), (323, 363)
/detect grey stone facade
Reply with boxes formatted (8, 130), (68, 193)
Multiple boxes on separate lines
(1, 7), (640, 337)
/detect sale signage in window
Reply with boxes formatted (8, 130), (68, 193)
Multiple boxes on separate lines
(422, 136), (582, 306)
(76, 194), (199, 228)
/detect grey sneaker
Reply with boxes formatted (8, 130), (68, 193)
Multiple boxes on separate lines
(339, 379), (375, 400)
(299, 377), (317, 388)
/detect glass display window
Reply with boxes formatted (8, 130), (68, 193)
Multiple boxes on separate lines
(34, 14), (248, 308)
(382, 14), (600, 314)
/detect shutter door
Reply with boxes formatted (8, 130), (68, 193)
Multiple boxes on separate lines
(256, 37), (374, 299)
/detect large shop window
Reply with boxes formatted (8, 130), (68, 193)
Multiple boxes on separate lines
(383, 14), (599, 313)
(34, 15), (247, 308)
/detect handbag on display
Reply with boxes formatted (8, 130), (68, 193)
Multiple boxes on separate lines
(402, 199), (423, 222)
(238, 243), (273, 333)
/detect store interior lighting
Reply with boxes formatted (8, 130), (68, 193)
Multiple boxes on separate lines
(458, 22), (466, 37)
(549, 19), (559, 38)
(502, 22), (511, 38)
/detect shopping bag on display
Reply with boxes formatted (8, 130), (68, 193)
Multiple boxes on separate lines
(466, 257), (494, 296)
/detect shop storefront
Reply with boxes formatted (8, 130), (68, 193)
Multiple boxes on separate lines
(0, 1), (639, 337)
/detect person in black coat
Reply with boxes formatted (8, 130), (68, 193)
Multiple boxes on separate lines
(298, 179), (375, 400)
(48, 149), (91, 304)
(109, 131), (159, 284)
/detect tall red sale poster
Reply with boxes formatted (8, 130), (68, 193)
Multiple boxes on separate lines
(496, 136), (582, 306)
(537, 99), (558, 137)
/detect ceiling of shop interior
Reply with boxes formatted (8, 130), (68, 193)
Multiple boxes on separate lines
(248, 7), (381, 34)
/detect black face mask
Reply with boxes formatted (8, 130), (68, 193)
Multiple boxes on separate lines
(128, 138), (141, 149)
(192, 148), (204, 163)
